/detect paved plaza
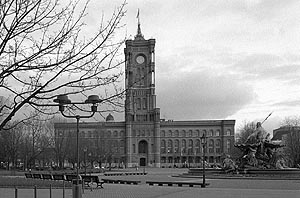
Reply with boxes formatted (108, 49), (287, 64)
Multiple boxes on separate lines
(1, 168), (300, 198)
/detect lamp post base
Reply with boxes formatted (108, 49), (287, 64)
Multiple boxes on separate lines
(72, 180), (82, 198)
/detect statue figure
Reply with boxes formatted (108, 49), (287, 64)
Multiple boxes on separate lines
(234, 122), (284, 170)
(222, 155), (237, 173)
(245, 122), (267, 145)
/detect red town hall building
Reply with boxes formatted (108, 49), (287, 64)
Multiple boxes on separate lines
(54, 24), (235, 168)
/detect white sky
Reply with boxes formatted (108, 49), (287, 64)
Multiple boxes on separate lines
(85, 0), (300, 134)
(4, 0), (300, 135)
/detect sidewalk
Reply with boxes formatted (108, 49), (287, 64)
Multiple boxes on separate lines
(82, 184), (300, 198)
(1, 181), (299, 198)
(1, 168), (300, 198)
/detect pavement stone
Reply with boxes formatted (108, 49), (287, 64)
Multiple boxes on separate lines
(1, 168), (300, 198)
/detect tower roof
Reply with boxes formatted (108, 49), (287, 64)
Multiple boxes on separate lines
(106, 113), (114, 122)
(134, 9), (144, 40)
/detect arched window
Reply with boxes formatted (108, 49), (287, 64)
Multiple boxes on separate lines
(189, 130), (193, 137)
(194, 130), (199, 137)
(226, 139), (231, 153)
(174, 139), (180, 154)
(175, 130), (179, 137)
(168, 130), (172, 137)
(138, 140), (148, 154)
(216, 139), (221, 153)
(182, 130), (186, 137)
(107, 131), (111, 137)
(197, 130), (201, 137)
(161, 140), (166, 153)
(167, 139), (173, 153)
(113, 131), (118, 137)
(203, 130), (207, 137)
(215, 130), (220, 137)
(181, 139), (186, 154)
(195, 139), (201, 154)
(161, 130), (165, 137)
(226, 129), (231, 136)
(209, 139), (214, 153)
(209, 130), (213, 137)
(188, 139), (193, 155)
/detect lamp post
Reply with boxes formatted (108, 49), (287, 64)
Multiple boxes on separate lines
(54, 94), (101, 198)
(83, 147), (87, 175)
(200, 133), (207, 188)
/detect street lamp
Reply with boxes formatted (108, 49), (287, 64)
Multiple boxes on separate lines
(200, 133), (207, 188)
(54, 94), (101, 198)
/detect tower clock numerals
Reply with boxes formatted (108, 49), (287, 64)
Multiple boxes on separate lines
(136, 55), (145, 64)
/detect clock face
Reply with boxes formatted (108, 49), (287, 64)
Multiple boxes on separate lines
(136, 55), (145, 64)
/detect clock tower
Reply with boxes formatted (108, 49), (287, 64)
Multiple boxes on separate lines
(124, 19), (161, 167)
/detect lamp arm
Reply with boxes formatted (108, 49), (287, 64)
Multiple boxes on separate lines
(60, 110), (96, 119)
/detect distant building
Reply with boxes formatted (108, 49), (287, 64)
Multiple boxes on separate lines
(272, 126), (300, 143)
(54, 22), (235, 168)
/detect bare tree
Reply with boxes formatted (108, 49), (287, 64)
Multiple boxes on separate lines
(0, 0), (127, 130)
(280, 116), (300, 167)
(236, 121), (256, 144)
(0, 121), (24, 169)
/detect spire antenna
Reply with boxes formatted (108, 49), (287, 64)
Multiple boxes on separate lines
(135, 8), (144, 40)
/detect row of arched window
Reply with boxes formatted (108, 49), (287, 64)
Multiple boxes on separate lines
(132, 129), (154, 137)
(160, 139), (232, 154)
(99, 130), (125, 138)
(160, 129), (231, 138)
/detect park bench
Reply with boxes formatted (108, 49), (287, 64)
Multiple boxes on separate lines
(42, 174), (53, 180)
(52, 174), (66, 181)
(81, 175), (104, 188)
(25, 173), (33, 178)
(65, 174), (80, 182)
(102, 179), (140, 185)
(32, 173), (42, 179)
(146, 181), (209, 188)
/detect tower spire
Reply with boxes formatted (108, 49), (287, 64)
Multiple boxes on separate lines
(135, 9), (144, 40)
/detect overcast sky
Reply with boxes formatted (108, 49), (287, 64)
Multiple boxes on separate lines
(59, 0), (300, 134)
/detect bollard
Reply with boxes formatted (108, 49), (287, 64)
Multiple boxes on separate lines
(50, 184), (52, 198)
(72, 179), (82, 198)
(15, 187), (18, 198)
(82, 180), (84, 194)
(63, 181), (65, 198)
(34, 185), (37, 198)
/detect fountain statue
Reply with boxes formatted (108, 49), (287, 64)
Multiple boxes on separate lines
(233, 122), (285, 170)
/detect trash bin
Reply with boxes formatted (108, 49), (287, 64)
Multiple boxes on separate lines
(72, 179), (82, 198)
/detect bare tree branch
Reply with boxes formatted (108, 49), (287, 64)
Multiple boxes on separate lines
(0, 0), (127, 130)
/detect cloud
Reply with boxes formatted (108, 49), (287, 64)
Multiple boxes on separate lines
(230, 53), (300, 82)
(271, 99), (300, 108)
(156, 69), (255, 120)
